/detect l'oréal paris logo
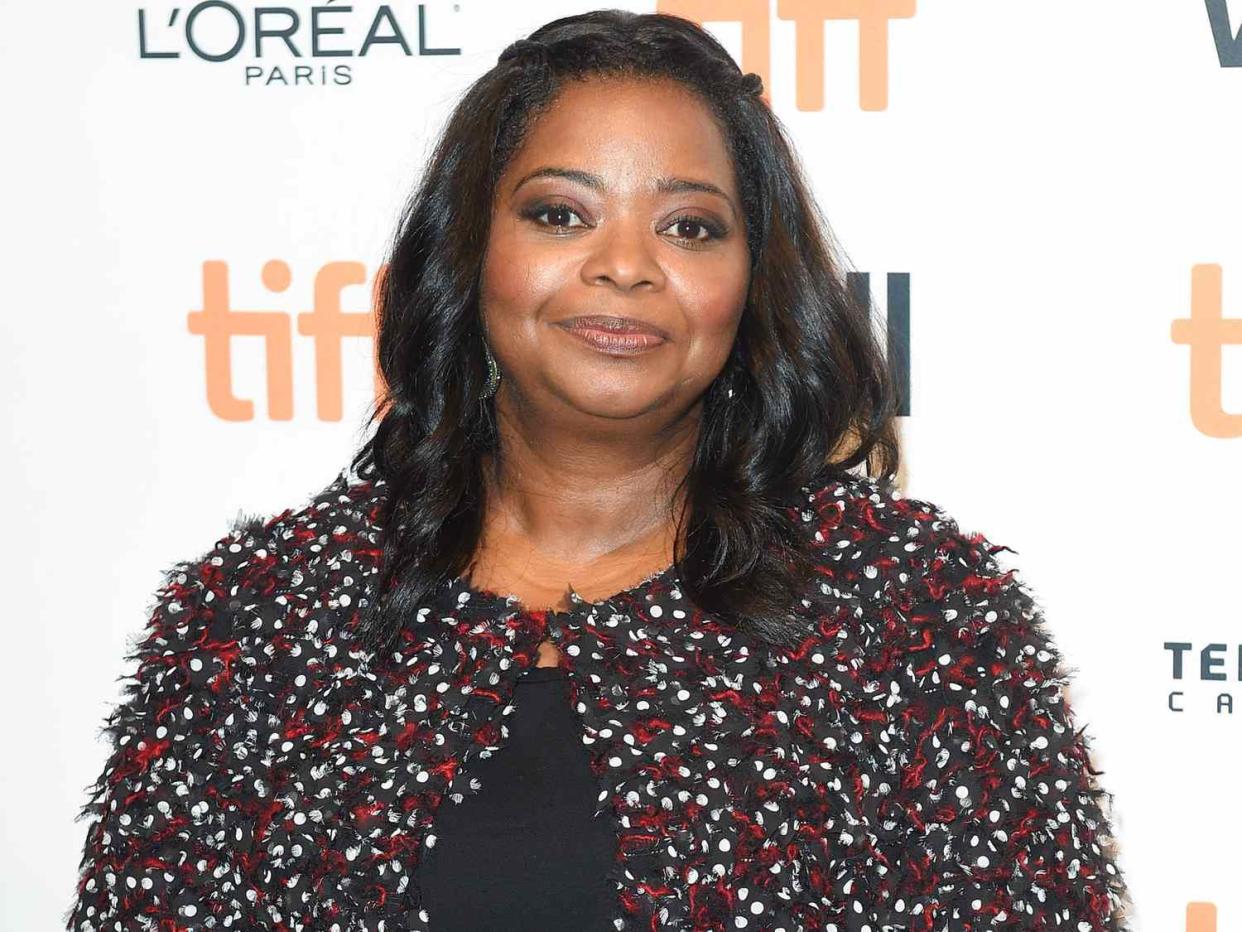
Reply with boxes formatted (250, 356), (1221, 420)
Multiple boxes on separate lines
(136, 1), (460, 86)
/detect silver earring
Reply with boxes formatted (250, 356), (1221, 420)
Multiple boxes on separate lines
(478, 342), (501, 400)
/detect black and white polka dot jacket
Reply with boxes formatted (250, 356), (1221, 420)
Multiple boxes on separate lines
(65, 464), (1131, 931)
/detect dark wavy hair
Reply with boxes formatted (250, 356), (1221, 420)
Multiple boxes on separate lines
(350, 9), (902, 657)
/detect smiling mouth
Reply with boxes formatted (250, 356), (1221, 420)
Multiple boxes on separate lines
(554, 315), (670, 356)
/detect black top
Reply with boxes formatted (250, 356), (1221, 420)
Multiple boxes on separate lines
(416, 663), (618, 930)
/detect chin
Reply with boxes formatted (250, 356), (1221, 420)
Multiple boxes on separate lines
(561, 382), (670, 419)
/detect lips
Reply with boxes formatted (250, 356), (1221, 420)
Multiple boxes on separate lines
(554, 314), (670, 356)
(556, 314), (671, 340)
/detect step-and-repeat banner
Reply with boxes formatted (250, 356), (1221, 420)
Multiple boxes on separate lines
(3, 2), (1238, 929)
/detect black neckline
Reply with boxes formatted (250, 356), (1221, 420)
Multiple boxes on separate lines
(451, 561), (679, 619)
(519, 664), (570, 683)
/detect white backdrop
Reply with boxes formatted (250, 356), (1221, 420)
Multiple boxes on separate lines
(4, 2), (1240, 929)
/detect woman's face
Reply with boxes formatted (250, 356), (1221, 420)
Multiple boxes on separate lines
(481, 76), (751, 428)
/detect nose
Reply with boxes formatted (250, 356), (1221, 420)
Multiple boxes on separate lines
(578, 216), (666, 292)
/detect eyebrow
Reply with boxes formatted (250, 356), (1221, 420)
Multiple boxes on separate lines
(511, 165), (737, 219)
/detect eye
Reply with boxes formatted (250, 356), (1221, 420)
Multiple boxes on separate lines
(521, 200), (589, 232)
(661, 213), (727, 248)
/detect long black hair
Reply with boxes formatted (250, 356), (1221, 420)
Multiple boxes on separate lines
(350, 9), (901, 657)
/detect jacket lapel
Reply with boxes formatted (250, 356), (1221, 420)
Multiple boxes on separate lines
(303, 572), (551, 929)
(549, 575), (865, 930)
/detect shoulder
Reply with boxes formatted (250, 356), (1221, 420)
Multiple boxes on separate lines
(153, 463), (387, 656)
(797, 469), (1026, 631)
(791, 469), (1059, 710)
(92, 460), (389, 760)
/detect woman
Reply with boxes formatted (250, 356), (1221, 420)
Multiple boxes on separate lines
(66, 10), (1132, 931)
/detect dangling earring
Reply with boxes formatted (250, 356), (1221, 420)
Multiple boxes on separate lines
(478, 341), (501, 400)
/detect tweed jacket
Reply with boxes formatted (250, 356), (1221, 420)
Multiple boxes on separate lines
(66, 464), (1130, 932)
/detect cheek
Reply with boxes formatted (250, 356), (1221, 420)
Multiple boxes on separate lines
(480, 227), (570, 323)
(679, 270), (749, 360)
(479, 233), (527, 318)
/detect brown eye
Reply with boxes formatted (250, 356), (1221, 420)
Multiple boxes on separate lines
(671, 219), (709, 240)
(662, 213), (727, 248)
(521, 201), (588, 231)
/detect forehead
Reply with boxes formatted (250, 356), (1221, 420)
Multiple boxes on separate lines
(501, 76), (737, 197)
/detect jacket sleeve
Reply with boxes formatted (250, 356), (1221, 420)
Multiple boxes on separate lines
(64, 524), (276, 931)
(879, 499), (1134, 932)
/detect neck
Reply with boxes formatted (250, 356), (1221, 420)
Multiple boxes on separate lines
(480, 397), (700, 564)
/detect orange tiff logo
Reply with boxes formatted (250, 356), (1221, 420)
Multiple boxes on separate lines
(1188, 902), (1218, 931)
(186, 260), (382, 421)
(659, 0), (915, 111)
(1170, 264), (1242, 438)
